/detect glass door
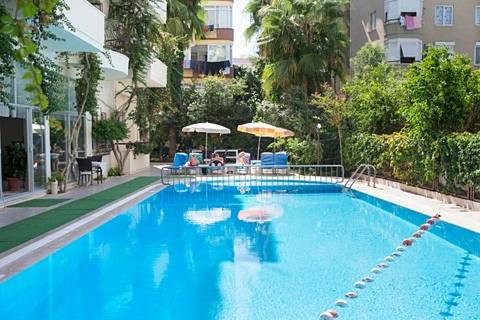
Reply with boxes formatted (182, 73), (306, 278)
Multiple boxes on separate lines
(32, 110), (47, 191)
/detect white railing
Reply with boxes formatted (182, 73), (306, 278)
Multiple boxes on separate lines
(160, 164), (345, 186)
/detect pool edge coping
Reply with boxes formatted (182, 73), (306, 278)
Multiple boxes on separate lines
(351, 181), (480, 234)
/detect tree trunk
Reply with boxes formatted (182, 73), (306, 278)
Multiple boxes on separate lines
(168, 125), (177, 161)
(337, 126), (343, 166)
(62, 53), (91, 188)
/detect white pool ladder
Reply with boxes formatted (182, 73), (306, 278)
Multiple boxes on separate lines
(344, 164), (376, 190)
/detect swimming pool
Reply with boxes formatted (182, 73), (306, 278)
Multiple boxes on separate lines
(0, 182), (479, 320)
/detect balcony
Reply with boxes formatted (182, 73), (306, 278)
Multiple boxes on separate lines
(143, 59), (167, 87)
(203, 28), (234, 42)
(119, 58), (167, 89)
(385, 16), (423, 37)
(46, 0), (105, 53)
(100, 50), (130, 80)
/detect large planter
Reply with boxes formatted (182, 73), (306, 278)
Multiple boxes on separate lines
(6, 177), (24, 192)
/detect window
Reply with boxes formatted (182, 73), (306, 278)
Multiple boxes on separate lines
(191, 45), (208, 61)
(476, 6), (480, 25)
(207, 45), (231, 62)
(475, 42), (480, 65)
(385, 0), (399, 21)
(203, 5), (232, 28)
(370, 11), (377, 30)
(434, 41), (455, 54)
(435, 5), (453, 25)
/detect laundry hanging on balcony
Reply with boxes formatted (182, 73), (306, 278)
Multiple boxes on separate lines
(188, 60), (231, 75)
(405, 16), (422, 30)
(206, 60), (231, 75)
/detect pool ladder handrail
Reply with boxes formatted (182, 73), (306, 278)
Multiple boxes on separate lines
(344, 164), (376, 190)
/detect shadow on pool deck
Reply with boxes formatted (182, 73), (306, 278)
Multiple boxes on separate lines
(0, 176), (160, 255)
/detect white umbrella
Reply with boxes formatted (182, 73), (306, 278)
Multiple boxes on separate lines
(182, 122), (231, 158)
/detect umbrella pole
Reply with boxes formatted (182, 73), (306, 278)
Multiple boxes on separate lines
(257, 136), (261, 160)
(205, 133), (208, 159)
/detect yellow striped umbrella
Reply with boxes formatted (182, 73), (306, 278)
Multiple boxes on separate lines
(237, 122), (294, 159)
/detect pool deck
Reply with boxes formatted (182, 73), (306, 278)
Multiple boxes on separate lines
(352, 181), (480, 234)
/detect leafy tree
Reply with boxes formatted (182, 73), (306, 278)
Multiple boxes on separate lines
(0, 0), (65, 112)
(270, 137), (317, 165)
(403, 46), (480, 136)
(62, 53), (102, 183)
(345, 62), (405, 134)
(0, 3), (15, 106)
(92, 118), (129, 168)
(186, 76), (257, 151)
(312, 85), (348, 165)
(351, 42), (385, 77)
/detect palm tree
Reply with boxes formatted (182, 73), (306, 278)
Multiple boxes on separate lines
(247, 0), (348, 98)
(244, 0), (272, 40)
(165, 0), (204, 46)
(163, 0), (205, 159)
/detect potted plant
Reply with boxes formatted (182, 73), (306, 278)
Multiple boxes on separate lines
(55, 172), (66, 193)
(5, 142), (27, 192)
(48, 175), (58, 195)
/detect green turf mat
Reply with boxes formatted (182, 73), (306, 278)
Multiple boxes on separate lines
(0, 176), (159, 254)
(8, 198), (70, 208)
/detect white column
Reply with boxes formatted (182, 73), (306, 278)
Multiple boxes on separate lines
(44, 115), (51, 179)
(84, 113), (93, 156)
(26, 108), (34, 192)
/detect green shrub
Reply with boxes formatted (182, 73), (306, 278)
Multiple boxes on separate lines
(108, 167), (123, 177)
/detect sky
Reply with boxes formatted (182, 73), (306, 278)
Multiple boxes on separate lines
(232, 0), (258, 58)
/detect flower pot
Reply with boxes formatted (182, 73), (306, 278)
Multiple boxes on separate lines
(6, 177), (24, 192)
(50, 180), (58, 195)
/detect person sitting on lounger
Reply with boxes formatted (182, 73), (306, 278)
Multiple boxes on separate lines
(237, 152), (249, 165)
(185, 154), (199, 167)
(210, 152), (224, 166)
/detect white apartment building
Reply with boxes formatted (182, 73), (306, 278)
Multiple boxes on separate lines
(0, 0), (167, 202)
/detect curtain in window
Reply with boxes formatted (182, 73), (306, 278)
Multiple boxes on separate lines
(443, 6), (452, 24)
(208, 45), (228, 62)
(435, 6), (444, 24)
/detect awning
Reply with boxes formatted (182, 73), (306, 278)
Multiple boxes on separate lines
(400, 40), (421, 59)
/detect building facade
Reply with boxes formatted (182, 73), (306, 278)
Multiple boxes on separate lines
(183, 0), (234, 80)
(0, 0), (167, 202)
(350, 0), (480, 65)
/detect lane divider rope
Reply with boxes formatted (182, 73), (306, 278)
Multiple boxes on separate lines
(318, 213), (442, 319)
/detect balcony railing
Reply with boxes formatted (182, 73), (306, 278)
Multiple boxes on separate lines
(105, 20), (129, 56)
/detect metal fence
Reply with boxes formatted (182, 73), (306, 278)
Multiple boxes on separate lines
(160, 164), (345, 186)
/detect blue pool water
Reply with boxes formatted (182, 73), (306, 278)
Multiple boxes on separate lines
(0, 182), (479, 320)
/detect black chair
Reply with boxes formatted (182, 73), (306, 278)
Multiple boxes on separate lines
(76, 158), (94, 185)
(88, 155), (104, 184)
